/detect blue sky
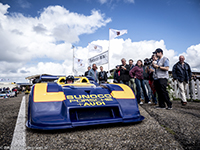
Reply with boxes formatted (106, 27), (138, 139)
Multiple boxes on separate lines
(0, 0), (200, 82)
(2, 0), (200, 51)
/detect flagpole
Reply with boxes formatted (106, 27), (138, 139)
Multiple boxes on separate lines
(108, 28), (110, 74)
(72, 45), (75, 75)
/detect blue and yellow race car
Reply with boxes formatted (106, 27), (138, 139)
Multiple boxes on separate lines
(26, 75), (144, 130)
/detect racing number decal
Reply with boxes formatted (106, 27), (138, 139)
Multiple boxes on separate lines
(110, 84), (135, 99)
(33, 83), (66, 102)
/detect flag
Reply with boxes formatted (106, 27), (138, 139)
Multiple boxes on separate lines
(74, 57), (85, 67)
(109, 28), (127, 40)
(88, 43), (102, 53)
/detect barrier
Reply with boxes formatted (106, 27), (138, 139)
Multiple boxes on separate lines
(171, 79), (200, 100)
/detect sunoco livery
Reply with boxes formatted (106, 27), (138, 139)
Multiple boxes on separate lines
(26, 75), (144, 130)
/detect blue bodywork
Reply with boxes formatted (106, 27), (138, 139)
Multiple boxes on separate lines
(26, 77), (144, 130)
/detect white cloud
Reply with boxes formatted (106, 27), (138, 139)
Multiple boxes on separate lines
(183, 43), (200, 71)
(98, 0), (134, 5)
(99, 0), (109, 4)
(2, 37), (200, 83)
(0, 3), (111, 82)
(17, 0), (31, 8)
(74, 39), (200, 74)
(0, 3), (199, 83)
(124, 0), (134, 4)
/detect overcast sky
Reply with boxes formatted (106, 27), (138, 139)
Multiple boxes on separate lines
(0, 0), (200, 83)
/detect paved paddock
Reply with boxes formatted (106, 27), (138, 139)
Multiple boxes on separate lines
(1, 95), (200, 149)
(25, 96), (182, 149)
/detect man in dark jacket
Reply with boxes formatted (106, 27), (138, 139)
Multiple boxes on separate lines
(84, 66), (91, 76)
(114, 65), (120, 83)
(98, 66), (108, 84)
(172, 55), (192, 106)
(128, 59), (136, 92)
(119, 58), (130, 85)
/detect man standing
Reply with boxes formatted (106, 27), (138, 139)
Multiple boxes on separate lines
(153, 48), (172, 109)
(84, 66), (91, 76)
(98, 66), (108, 84)
(120, 58), (130, 85)
(114, 65), (120, 83)
(142, 63), (152, 104)
(172, 55), (192, 106)
(128, 59), (136, 92)
(88, 64), (98, 82)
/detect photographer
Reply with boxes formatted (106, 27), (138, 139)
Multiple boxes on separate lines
(98, 66), (108, 84)
(148, 54), (158, 105)
(114, 65), (120, 83)
(142, 58), (153, 104)
(152, 48), (172, 109)
(129, 59), (136, 93)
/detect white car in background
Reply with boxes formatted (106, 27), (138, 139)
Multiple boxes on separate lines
(0, 90), (15, 98)
(8, 90), (16, 97)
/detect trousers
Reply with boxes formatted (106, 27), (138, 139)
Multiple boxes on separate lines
(177, 80), (188, 102)
(154, 78), (172, 107)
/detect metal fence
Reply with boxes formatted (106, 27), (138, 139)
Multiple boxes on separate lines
(171, 79), (200, 100)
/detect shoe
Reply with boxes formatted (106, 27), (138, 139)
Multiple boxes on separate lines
(148, 101), (152, 104)
(139, 101), (143, 105)
(166, 106), (172, 110)
(155, 106), (166, 109)
(182, 102), (187, 106)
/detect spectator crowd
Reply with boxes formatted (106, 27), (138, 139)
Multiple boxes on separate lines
(84, 48), (192, 109)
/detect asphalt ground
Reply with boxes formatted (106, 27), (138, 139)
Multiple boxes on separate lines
(141, 101), (200, 150)
(0, 94), (200, 149)
(0, 93), (25, 149)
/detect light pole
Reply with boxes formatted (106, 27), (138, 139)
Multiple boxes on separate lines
(72, 45), (75, 75)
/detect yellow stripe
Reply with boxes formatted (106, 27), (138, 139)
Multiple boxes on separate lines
(61, 83), (95, 87)
(34, 83), (66, 102)
(110, 84), (135, 99)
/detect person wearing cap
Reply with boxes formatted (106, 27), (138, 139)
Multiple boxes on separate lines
(172, 55), (192, 106)
(152, 48), (172, 109)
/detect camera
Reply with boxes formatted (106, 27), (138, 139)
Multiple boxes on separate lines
(144, 58), (153, 66)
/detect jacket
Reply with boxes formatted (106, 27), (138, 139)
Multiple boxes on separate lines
(88, 69), (98, 81)
(98, 71), (108, 82)
(119, 64), (130, 81)
(114, 70), (120, 83)
(172, 61), (192, 82)
(129, 66), (143, 80)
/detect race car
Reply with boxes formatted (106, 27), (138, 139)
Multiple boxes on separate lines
(26, 75), (144, 130)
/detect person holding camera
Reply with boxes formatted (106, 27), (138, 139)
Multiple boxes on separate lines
(142, 58), (153, 104)
(149, 54), (158, 105)
(98, 66), (108, 84)
(129, 60), (150, 104)
(114, 65), (120, 83)
(129, 59), (136, 93)
(119, 58), (130, 85)
(152, 48), (172, 109)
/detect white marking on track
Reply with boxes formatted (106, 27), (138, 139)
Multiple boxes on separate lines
(10, 96), (26, 150)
